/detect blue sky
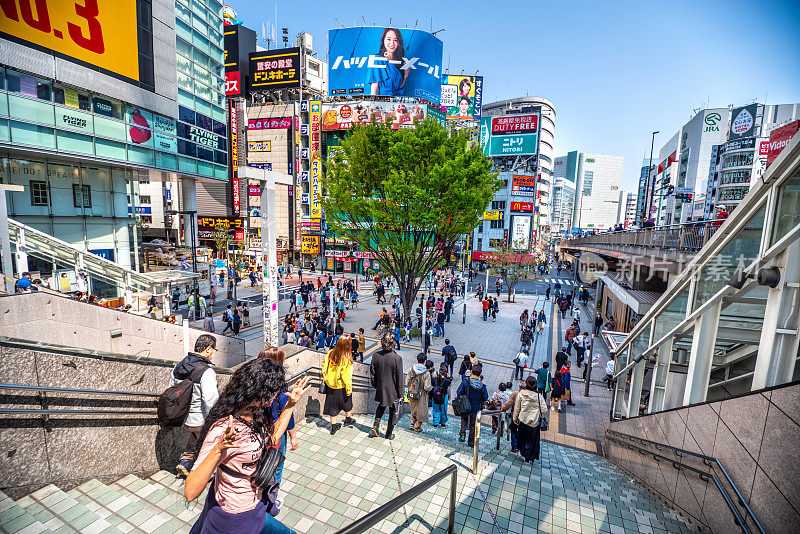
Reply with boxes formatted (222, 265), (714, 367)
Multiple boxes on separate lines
(229, 0), (800, 192)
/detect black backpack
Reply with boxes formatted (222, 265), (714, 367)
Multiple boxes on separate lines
(157, 364), (208, 427)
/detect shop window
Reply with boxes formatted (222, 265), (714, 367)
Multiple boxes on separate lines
(29, 180), (48, 206)
(73, 184), (91, 208)
(53, 85), (91, 111)
(6, 70), (51, 101)
(139, 215), (153, 224)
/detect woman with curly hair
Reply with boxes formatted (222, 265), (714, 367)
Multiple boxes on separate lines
(322, 336), (354, 434)
(185, 357), (310, 533)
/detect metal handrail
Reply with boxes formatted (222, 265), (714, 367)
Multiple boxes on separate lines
(562, 219), (728, 253)
(472, 409), (507, 473)
(336, 464), (457, 534)
(0, 408), (157, 415)
(606, 429), (764, 534)
(0, 383), (160, 398)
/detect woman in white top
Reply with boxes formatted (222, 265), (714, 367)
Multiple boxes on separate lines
(512, 376), (549, 463)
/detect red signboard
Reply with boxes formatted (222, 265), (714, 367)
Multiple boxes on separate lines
(510, 202), (534, 212)
(229, 99), (240, 215)
(248, 185), (260, 196)
(491, 114), (538, 135)
(471, 251), (536, 262)
(767, 120), (800, 165)
(225, 71), (241, 96)
(759, 141), (770, 155)
(247, 117), (293, 130)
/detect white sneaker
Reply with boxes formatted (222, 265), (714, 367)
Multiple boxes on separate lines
(557, 406), (561, 412)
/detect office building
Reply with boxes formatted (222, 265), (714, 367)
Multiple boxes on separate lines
(651, 108), (729, 225)
(572, 152), (624, 231)
(552, 153), (578, 236)
(0, 0), (228, 294)
(635, 158), (656, 224)
(618, 192), (637, 227)
(482, 97), (556, 245)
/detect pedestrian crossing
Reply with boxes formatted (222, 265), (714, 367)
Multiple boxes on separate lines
(538, 276), (578, 286)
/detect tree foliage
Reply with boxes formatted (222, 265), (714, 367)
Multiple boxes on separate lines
(483, 243), (537, 302)
(323, 119), (500, 319)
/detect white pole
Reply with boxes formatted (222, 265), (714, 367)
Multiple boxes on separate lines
(0, 185), (24, 293)
(261, 172), (279, 348)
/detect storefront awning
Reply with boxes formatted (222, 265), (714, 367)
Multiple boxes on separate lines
(600, 273), (661, 315)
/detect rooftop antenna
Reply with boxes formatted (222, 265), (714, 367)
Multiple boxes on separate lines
(334, 17), (345, 28)
(413, 19), (418, 30)
(362, 16), (366, 26)
(389, 17), (392, 26)
(431, 28), (445, 35)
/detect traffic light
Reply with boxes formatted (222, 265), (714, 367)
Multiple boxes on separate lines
(665, 185), (675, 197)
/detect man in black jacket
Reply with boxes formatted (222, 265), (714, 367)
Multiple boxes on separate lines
(442, 339), (458, 376)
(370, 334), (404, 439)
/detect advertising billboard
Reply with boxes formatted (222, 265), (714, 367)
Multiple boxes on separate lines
(511, 216), (531, 250)
(510, 202), (534, 212)
(729, 104), (759, 140)
(483, 210), (503, 220)
(767, 120), (799, 165)
(328, 28), (443, 102)
(0, 0), (152, 89)
(301, 235), (320, 254)
(249, 47), (301, 90)
(309, 100), (323, 219)
(440, 75), (483, 120)
(511, 175), (536, 196)
(247, 141), (271, 152)
(229, 99), (240, 215)
(248, 117), (293, 130)
(479, 114), (540, 157)
(321, 101), (429, 130)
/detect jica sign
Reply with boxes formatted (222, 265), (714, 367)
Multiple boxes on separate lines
(577, 252), (608, 285)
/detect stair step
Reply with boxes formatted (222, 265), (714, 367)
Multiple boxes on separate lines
(67, 478), (196, 534)
(18, 484), (117, 533)
(0, 490), (54, 534)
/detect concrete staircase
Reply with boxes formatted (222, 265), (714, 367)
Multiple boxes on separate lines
(0, 414), (700, 534)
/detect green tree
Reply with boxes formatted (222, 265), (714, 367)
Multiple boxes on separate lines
(483, 242), (536, 302)
(324, 119), (500, 320)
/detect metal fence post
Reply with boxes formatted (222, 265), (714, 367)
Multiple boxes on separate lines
(448, 469), (457, 534)
(472, 410), (481, 474)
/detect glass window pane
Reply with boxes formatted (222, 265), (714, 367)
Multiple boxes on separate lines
(653, 285), (689, 341)
(8, 94), (54, 124)
(178, 156), (197, 174)
(0, 93), (7, 117)
(95, 138), (127, 160)
(694, 203), (766, 310)
(10, 121), (55, 148)
(94, 116), (127, 142)
(772, 169), (800, 246)
(630, 322), (652, 359)
(57, 130), (94, 155)
(128, 145), (154, 165)
(0, 118), (8, 142)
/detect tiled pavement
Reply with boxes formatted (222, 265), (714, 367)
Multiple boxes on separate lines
(0, 412), (700, 534)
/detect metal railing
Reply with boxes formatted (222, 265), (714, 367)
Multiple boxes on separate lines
(0, 383), (159, 416)
(473, 409), (507, 474)
(605, 429), (764, 534)
(336, 465), (457, 534)
(563, 219), (727, 253)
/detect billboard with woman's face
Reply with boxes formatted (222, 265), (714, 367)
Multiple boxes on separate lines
(440, 75), (483, 120)
(328, 27), (443, 103)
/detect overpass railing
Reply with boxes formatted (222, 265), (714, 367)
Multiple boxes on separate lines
(562, 219), (728, 253)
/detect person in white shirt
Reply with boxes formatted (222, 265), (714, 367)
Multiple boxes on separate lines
(170, 334), (219, 476)
(514, 349), (529, 380)
(605, 358), (615, 390)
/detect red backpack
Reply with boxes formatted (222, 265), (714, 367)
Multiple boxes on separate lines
(157, 364), (208, 427)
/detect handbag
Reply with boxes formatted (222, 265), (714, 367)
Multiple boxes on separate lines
(452, 394), (471, 417)
(538, 394), (549, 431)
(318, 380), (328, 394)
(218, 442), (285, 490)
(513, 356), (521, 366)
(390, 398), (404, 426)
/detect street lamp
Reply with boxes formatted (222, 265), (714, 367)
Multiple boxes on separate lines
(646, 131), (659, 224)
(166, 209), (199, 321)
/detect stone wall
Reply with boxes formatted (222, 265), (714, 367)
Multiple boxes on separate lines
(0, 292), (245, 367)
(0, 340), (374, 493)
(605, 382), (800, 534)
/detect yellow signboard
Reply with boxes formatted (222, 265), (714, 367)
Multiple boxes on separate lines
(483, 210), (502, 220)
(301, 235), (320, 254)
(247, 141), (271, 152)
(0, 0), (140, 82)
